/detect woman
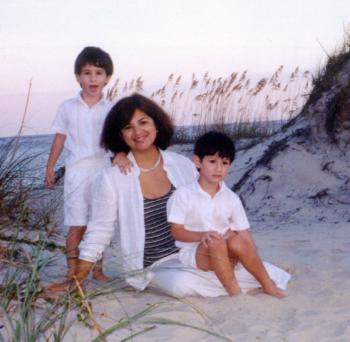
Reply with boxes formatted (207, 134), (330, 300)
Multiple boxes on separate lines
(74, 94), (290, 297)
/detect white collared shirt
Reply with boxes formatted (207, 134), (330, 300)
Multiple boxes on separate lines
(79, 150), (198, 289)
(51, 93), (112, 166)
(167, 181), (250, 247)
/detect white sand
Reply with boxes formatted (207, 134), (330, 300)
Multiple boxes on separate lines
(59, 221), (349, 341)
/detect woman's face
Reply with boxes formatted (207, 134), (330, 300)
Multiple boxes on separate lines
(121, 109), (157, 152)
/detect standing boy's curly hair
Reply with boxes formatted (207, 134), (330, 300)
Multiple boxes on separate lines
(194, 131), (235, 162)
(74, 46), (113, 76)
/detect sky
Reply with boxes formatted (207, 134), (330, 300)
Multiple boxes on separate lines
(1, 0), (350, 136)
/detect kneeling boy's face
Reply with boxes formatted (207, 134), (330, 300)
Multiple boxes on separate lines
(193, 153), (231, 184)
(75, 64), (111, 99)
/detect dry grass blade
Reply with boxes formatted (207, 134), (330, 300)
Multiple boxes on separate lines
(72, 276), (105, 340)
(0, 305), (16, 337)
(119, 326), (157, 342)
(143, 317), (232, 341)
(91, 303), (161, 342)
(10, 79), (32, 164)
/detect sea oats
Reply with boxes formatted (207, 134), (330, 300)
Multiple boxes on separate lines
(135, 77), (144, 92)
(251, 78), (267, 96)
(175, 75), (182, 86)
(239, 70), (247, 82)
(171, 91), (178, 103)
(231, 84), (241, 92)
(191, 79), (199, 89)
(230, 72), (238, 82)
(167, 73), (174, 83)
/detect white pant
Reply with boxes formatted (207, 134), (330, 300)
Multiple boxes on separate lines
(149, 257), (291, 297)
(64, 157), (110, 226)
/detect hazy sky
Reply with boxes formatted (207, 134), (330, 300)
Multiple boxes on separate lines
(1, 0), (349, 136)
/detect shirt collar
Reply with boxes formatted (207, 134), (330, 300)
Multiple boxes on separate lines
(75, 92), (109, 107)
(194, 179), (227, 198)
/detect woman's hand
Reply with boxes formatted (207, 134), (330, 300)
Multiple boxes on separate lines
(112, 152), (133, 174)
(200, 230), (222, 248)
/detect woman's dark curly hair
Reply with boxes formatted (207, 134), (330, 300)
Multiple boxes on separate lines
(101, 93), (174, 153)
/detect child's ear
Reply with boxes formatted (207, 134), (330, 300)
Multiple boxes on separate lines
(192, 155), (202, 169)
(104, 75), (112, 86)
(75, 74), (82, 87)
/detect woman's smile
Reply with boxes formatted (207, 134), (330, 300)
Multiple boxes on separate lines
(121, 109), (157, 151)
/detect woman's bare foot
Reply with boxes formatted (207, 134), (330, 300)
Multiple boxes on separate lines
(43, 278), (72, 294)
(92, 272), (110, 283)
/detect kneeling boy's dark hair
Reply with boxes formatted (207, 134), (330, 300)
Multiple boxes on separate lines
(194, 131), (235, 162)
(74, 46), (113, 76)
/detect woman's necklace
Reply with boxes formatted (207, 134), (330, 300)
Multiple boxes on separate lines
(138, 153), (161, 173)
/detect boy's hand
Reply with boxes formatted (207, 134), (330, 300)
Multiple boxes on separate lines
(45, 167), (56, 188)
(223, 229), (237, 240)
(200, 230), (222, 248)
(112, 152), (133, 175)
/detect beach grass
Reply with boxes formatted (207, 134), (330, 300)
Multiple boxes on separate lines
(107, 66), (312, 142)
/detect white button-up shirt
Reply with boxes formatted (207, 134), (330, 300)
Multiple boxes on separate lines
(167, 181), (250, 248)
(51, 93), (112, 166)
(79, 150), (198, 290)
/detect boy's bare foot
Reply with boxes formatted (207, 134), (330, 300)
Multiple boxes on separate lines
(227, 284), (241, 296)
(275, 264), (292, 274)
(263, 281), (286, 298)
(246, 288), (263, 295)
(92, 272), (110, 283)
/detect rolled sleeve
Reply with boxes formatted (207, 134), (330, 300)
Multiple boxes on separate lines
(79, 169), (118, 262)
(167, 188), (187, 224)
(230, 195), (250, 231)
(51, 103), (67, 135)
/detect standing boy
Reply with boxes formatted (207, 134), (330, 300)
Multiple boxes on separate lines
(46, 46), (116, 283)
(167, 131), (286, 298)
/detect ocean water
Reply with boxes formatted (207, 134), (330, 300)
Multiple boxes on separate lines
(0, 121), (284, 187)
(0, 134), (65, 188)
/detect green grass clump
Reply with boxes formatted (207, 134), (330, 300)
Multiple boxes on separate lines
(309, 28), (350, 106)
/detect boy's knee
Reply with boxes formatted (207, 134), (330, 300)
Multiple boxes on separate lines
(207, 238), (227, 253)
(227, 235), (249, 255)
